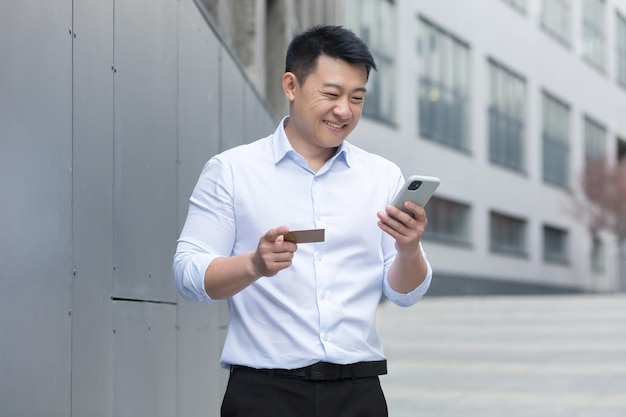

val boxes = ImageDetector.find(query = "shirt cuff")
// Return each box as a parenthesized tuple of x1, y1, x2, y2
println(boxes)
(384, 261, 432, 307)
(173, 251, 221, 303)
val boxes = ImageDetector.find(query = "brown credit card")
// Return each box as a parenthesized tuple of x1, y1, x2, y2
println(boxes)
(284, 229, 325, 243)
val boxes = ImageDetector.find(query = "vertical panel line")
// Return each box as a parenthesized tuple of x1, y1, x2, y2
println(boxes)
(70, 1, 75, 415)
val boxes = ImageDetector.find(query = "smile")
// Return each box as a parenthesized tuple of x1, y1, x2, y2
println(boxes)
(324, 121, 346, 129)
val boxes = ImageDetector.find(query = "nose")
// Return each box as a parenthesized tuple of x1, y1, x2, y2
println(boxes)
(334, 97, 352, 120)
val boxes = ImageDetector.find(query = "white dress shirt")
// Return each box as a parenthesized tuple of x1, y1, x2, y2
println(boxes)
(173, 117, 432, 369)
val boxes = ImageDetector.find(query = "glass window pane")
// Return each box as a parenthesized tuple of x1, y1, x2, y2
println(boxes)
(542, 0, 571, 44)
(543, 225, 569, 262)
(582, 0, 606, 70)
(584, 116, 606, 159)
(418, 18, 470, 151)
(424, 197, 471, 244)
(488, 61, 526, 171)
(490, 212, 527, 255)
(542, 92, 570, 186)
(617, 13, 626, 87)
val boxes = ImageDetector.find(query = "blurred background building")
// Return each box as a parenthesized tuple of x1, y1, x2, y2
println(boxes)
(1, 0, 625, 416)
(207, 0, 626, 295)
(340, 0, 626, 295)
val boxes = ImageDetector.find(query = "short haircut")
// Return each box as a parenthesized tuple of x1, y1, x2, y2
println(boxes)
(285, 25, 377, 85)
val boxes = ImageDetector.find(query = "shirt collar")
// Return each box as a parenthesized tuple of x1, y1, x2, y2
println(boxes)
(272, 116, 352, 169)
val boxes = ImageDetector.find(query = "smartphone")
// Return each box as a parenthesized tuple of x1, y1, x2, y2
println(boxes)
(390, 175, 440, 217)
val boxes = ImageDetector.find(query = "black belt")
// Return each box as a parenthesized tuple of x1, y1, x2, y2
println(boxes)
(231, 360, 387, 381)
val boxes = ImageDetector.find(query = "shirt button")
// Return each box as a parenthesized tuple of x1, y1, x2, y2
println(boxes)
(322, 334, 329, 342)
(320, 291, 328, 300)
(315, 253, 322, 261)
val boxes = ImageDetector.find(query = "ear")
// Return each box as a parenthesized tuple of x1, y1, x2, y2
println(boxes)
(282, 72, 298, 102)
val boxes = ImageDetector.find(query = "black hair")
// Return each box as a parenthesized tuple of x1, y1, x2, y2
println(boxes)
(285, 25, 377, 84)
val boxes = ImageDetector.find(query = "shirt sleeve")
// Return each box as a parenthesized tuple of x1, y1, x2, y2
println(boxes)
(172, 157, 235, 303)
(383, 242, 432, 307)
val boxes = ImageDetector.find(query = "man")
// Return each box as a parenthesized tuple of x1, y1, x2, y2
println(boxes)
(173, 25, 432, 417)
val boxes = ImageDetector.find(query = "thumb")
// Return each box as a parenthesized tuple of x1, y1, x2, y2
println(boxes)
(264, 226, 289, 243)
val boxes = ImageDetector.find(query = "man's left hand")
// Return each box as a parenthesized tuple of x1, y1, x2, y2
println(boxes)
(377, 201, 427, 256)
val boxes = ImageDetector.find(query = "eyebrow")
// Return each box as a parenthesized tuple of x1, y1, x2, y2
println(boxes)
(323, 82, 367, 93)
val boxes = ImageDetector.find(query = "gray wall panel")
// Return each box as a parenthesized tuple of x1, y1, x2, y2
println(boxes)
(71, 0, 115, 416)
(177, 4, 234, 415)
(0, 2, 73, 416)
(113, 0, 178, 303)
(177, 3, 224, 415)
(244, 83, 277, 141)
(178, 0, 220, 221)
(1, 0, 280, 415)
(113, 301, 177, 417)
(176, 301, 227, 417)
(220, 49, 246, 149)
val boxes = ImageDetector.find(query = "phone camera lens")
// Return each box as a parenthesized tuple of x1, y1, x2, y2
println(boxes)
(408, 181, 422, 190)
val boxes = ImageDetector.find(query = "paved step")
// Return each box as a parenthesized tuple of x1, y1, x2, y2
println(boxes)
(377, 294, 626, 417)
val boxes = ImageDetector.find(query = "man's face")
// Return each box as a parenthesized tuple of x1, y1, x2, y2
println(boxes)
(284, 55, 368, 152)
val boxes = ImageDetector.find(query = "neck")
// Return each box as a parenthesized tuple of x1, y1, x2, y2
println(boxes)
(284, 119, 338, 172)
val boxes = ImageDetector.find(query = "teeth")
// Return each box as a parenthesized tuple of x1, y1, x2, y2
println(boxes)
(325, 121, 343, 128)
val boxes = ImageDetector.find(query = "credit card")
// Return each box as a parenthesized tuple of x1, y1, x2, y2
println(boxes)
(284, 229, 325, 243)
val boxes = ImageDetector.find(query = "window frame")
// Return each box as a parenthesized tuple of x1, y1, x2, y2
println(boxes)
(616, 12, 626, 89)
(417, 16, 471, 152)
(591, 235, 605, 273)
(423, 196, 472, 246)
(488, 59, 527, 173)
(489, 211, 528, 257)
(540, 0, 572, 47)
(541, 91, 571, 187)
(543, 224, 570, 264)
(581, 0, 606, 72)
(584, 115, 607, 161)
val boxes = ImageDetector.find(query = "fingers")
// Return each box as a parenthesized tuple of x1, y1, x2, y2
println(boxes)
(378, 203, 427, 254)
(381, 202, 427, 230)
(254, 226, 298, 277)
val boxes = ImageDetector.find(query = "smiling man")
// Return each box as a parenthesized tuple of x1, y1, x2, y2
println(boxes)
(173, 25, 432, 417)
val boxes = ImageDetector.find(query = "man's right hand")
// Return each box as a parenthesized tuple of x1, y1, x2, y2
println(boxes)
(251, 226, 298, 277)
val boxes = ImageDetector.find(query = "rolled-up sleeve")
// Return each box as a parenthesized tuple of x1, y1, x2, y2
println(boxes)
(172, 157, 235, 303)
(383, 248, 432, 307)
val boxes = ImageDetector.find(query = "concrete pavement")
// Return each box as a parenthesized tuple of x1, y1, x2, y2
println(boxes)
(377, 294, 626, 417)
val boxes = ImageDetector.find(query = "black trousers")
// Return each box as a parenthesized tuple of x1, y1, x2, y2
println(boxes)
(221, 368, 388, 417)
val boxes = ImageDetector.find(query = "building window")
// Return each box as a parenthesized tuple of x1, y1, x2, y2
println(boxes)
(417, 17, 470, 151)
(424, 197, 471, 245)
(542, 92, 570, 187)
(617, 12, 626, 88)
(488, 60, 526, 172)
(582, 0, 606, 71)
(618, 137, 626, 161)
(344, 0, 396, 122)
(584, 116, 606, 162)
(543, 225, 569, 263)
(591, 235, 605, 272)
(541, 0, 571, 45)
(490, 211, 527, 256)
(501, 0, 527, 13)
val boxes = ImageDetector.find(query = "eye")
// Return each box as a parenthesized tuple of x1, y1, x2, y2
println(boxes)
(351, 96, 364, 103)
(325, 92, 339, 98)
